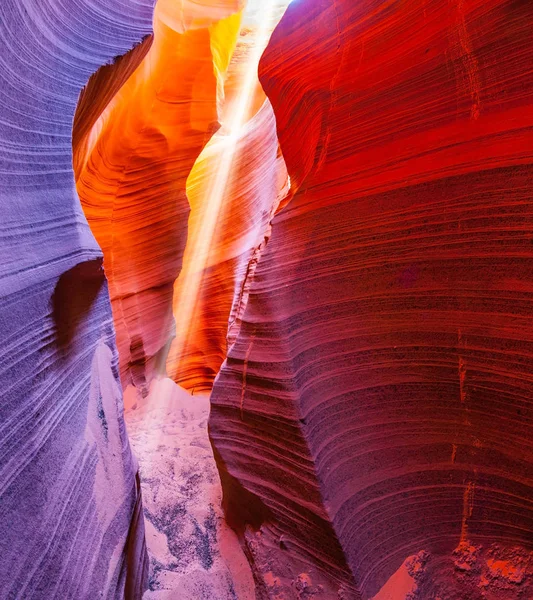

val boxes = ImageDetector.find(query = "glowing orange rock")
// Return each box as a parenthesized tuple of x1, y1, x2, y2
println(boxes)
(75, 1, 243, 391)
(165, 1, 291, 391)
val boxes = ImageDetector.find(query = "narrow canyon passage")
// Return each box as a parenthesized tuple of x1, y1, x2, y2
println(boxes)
(73, 1, 292, 597)
(2, 0, 533, 599)
(124, 379, 255, 598)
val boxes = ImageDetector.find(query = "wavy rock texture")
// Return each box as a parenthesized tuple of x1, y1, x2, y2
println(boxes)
(166, 94, 288, 391)
(74, 3, 291, 598)
(75, 1, 244, 393)
(210, 0, 533, 598)
(73, 0, 291, 394)
(0, 0, 155, 597)
(163, 2, 290, 395)
(74, 0, 289, 398)
(75, 0, 291, 397)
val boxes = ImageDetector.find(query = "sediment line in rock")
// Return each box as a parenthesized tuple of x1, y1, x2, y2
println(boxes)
(209, 0, 533, 598)
(1, 0, 156, 595)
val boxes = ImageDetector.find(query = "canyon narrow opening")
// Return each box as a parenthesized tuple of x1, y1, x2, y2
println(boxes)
(73, 2, 292, 597)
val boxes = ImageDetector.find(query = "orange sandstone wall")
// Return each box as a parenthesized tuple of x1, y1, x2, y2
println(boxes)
(75, 0, 290, 395)
(75, 2, 243, 392)
(165, 98, 288, 391)
(164, 1, 291, 392)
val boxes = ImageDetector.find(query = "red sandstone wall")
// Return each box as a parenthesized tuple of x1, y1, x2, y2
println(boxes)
(209, 1, 533, 598)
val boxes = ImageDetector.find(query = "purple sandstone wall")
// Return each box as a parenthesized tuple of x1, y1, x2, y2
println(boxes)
(0, 1, 154, 597)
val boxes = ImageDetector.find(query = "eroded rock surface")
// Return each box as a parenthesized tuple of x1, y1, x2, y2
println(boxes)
(210, 0, 533, 598)
(75, 0, 244, 393)
(165, 1, 291, 393)
(0, 0, 154, 597)
(4, 0, 533, 598)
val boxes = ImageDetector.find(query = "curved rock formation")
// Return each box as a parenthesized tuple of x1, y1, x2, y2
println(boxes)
(210, 0, 533, 598)
(166, 96, 288, 392)
(75, 0, 292, 401)
(0, 0, 154, 597)
(75, 1, 244, 393)
(73, 1, 291, 596)
(164, 1, 291, 393)
(5, 0, 533, 598)
(74, 0, 291, 398)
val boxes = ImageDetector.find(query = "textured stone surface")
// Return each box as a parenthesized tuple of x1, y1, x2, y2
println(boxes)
(166, 97, 288, 392)
(75, 0, 290, 397)
(125, 379, 255, 599)
(0, 0, 154, 597)
(75, 1, 244, 393)
(5, 0, 533, 598)
(72, 2, 290, 598)
(164, 1, 290, 394)
(210, 0, 533, 598)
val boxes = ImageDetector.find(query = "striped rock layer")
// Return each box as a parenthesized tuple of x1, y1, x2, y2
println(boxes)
(3, 0, 533, 599)
(75, 1, 244, 393)
(0, 0, 155, 598)
(209, 0, 533, 598)
(76, 0, 290, 396)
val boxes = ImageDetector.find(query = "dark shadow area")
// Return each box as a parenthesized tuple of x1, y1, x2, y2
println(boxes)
(124, 473, 150, 600)
(210, 440, 274, 535)
(52, 258, 104, 351)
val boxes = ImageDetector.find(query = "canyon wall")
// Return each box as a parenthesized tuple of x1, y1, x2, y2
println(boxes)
(165, 97, 288, 392)
(76, 0, 290, 396)
(75, 1, 244, 393)
(73, 0, 291, 596)
(3, 0, 533, 598)
(209, 0, 533, 598)
(0, 0, 154, 597)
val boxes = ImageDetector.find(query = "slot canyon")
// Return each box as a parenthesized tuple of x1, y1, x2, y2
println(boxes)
(1, 0, 533, 598)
